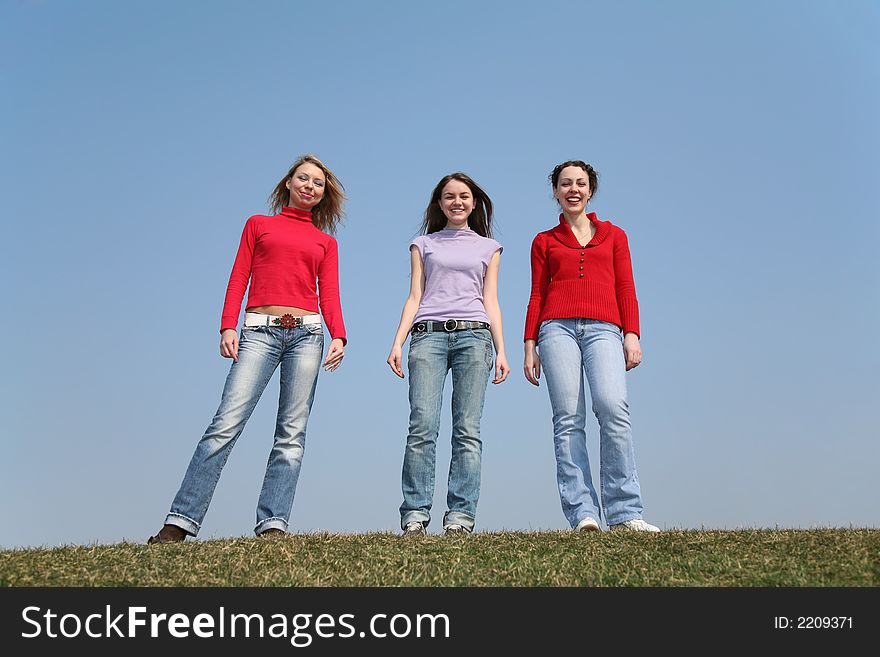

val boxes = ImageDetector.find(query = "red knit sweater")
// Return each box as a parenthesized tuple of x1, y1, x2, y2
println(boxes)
(524, 213, 639, 342)
(220, 206, 346, 343)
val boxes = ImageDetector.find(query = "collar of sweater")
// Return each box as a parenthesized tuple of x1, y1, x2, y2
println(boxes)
(280, 206, 314, 223)
(553, 212, 611, 248)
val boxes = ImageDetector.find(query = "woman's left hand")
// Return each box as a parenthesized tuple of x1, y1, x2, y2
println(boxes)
(493, 352, 510, 384)
(323, 338, 345, 372)
(623, 333, 642, 371)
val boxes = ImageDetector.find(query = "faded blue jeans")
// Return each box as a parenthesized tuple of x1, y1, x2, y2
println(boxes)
(164, 323, 324, 536)
(400, 328, 494, 531)
(538, 318, 644, 528)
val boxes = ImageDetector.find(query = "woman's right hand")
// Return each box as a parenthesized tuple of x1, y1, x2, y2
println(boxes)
(387, 343, 404, 379)
(220, 329, 239, 362)
(523, 340, 541, 386)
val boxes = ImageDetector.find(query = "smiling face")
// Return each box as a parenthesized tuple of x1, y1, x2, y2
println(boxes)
(286, 162, 326, 211)
(438, 179, 475, 228)
(554, 165, 592, 215)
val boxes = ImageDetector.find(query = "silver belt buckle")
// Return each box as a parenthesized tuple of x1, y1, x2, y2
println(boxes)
(414, 322, 427, 333)
(443, 319, 458, 331)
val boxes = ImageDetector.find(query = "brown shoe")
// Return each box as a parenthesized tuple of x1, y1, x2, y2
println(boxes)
(259, 528, 286, 538)
(147, 524, 188, 544)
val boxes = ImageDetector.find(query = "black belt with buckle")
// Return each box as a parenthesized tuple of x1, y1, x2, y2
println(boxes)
(411, 320, 490, 333)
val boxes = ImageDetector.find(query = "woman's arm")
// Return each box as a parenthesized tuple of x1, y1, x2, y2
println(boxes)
(524, 234, 548, 385)
(623, 333, 642, 371)
(386, 246, 425, 379)
(219, 218, 258, 362)
(523, 233, 549, 342)
(316, 236, 347, 372)
(317, 236, 347, 345)
(524, 339, 541, 386)
(482, 250, 509, 384)
(612, 229, 640, 339)
(612, 229, 642, 371)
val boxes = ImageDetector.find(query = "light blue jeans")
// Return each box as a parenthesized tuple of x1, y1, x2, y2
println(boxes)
(164, 323, 324, 536)
(400, 329, 494, 531)
(538, 318, 644, 528)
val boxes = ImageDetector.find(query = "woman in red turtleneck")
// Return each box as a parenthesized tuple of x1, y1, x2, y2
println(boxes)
(149, 154, 347, 543)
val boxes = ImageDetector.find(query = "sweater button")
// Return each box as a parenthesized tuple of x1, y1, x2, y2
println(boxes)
(579, 273, 584, 278)
(579, 266, 583, 270)
(580, 251, 584, 256)
(579, 259, 584, 263)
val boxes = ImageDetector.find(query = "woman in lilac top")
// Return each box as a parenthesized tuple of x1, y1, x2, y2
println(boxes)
(387, 172, 508, 536)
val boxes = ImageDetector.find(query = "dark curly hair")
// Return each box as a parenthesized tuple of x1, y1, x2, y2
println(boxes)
(549, 160, 598, 203)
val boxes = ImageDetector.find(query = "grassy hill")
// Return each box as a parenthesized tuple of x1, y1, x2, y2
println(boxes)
(1, 529, 876, 587)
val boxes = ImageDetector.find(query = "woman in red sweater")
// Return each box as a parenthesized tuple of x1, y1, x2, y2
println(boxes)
(524, 160, 659, 533)
(149, 154, 347, 543)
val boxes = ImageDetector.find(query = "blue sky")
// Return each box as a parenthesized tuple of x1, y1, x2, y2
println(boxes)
(2, 0, 877, 548)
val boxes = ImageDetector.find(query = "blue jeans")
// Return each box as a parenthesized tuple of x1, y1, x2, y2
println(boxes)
(538, 318, 644, 528)
(400, 329, 494, 531)
(164, 324, 324, 536)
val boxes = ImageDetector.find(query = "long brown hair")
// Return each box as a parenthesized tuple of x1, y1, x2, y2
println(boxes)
(268, 154, 345, 235)
(421, 172, 494, 237)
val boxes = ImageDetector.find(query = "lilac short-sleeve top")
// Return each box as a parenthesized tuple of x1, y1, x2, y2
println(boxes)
(410, 228, 503, 325)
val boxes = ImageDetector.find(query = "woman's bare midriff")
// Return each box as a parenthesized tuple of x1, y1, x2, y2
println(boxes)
(247, 305, 318, 317)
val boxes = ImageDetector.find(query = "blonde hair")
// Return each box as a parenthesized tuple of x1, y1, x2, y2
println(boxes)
(268, 154, 345, 234)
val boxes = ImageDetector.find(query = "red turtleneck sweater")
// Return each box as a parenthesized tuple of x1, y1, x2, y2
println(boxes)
(220, 206, 346, 343)
(524, 213, 639, 342)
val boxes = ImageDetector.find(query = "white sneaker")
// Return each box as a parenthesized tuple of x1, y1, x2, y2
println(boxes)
(610, 518, 660, 533)
(443, 524, 471, 536)
(402, 521, 426, 536)
(575, 517, 601, 532)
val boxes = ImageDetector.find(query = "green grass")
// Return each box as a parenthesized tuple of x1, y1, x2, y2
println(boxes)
(1, 530, 876, 587)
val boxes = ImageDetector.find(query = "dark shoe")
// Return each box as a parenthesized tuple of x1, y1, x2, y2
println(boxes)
(147, 524, 187, 544)
(259, 528, 286, 538)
